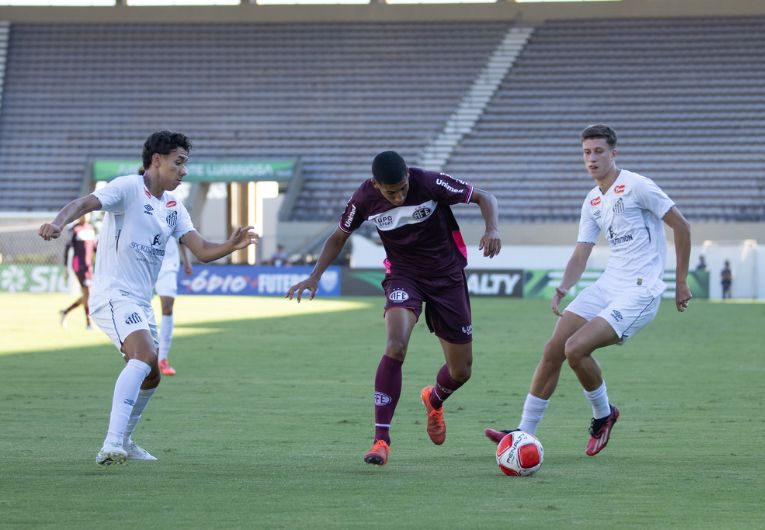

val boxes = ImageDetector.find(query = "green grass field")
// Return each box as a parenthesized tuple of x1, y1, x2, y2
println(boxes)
(1, 293, 763, 529)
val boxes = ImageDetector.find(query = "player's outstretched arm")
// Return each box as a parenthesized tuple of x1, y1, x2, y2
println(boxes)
(286, 228, 350, 302)
(179, 241, 193, 275)
(663, 206, 692, 312)
(552, 242, 594, 317)
(180, 227, 259, 263)
(39, 195, 102, 241)
(470, 188, 501, 258)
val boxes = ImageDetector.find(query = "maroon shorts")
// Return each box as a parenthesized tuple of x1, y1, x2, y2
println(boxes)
(382, 270, 472, 344)
(71, 258, 93, 288)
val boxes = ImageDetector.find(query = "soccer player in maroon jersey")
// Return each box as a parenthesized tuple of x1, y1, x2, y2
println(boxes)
(60, 214, 97, 329)
(286, 151, 501, 466)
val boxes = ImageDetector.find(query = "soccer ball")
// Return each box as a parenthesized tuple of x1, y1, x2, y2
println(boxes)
(495, 431, 544, 477)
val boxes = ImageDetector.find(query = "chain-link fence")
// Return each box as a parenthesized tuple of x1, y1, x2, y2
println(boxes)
(0, 222, 65, 265)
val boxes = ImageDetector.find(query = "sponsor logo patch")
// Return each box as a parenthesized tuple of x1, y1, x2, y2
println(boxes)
(614, 184, 626, 194)
(166, 200, 177, 207)
(436, 178, 464, 194)
(590, 196, 601, 206)
(143, 204, 154, 215)
(462, 325, 473, 335)
(343, 203, 357, 229)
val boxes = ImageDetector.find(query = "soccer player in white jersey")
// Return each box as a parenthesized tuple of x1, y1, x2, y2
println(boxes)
(155, 235, 192, 376)
(39, 130, 259, 466)
(485, 124, 692, 456)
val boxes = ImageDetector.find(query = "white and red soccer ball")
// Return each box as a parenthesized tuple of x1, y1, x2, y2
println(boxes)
(495, 431, 544, 476)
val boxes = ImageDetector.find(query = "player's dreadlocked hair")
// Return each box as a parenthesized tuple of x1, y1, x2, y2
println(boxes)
(142, 130, 192, 171)
(581, 124, 617, 148)
(372, 151, 408, 185)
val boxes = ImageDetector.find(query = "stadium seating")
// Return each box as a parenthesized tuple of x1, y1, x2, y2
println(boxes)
(445, 17, 765, 222)
(0, 22, 509, 215)
(0, 18, 763, 223)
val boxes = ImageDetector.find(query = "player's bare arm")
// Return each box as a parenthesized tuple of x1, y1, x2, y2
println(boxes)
(179, 241, 193, 275)
(552, 242, 594, 317)
(469, 187, 501, 257)
(38, 194, 102, 241)
(179, 226, 259, 263)
(286, 228, 350, 302)
(663, 206, 692, 312)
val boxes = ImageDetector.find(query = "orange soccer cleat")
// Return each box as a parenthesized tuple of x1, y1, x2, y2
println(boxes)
(159, 359, 176, 376)
(420, 386, 446, 445)
(363, 439, 390, 466)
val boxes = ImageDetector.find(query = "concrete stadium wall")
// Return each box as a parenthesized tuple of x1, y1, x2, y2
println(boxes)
(2, 0, 765, 24)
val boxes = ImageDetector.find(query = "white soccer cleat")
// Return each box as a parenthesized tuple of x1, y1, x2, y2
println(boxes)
(96, 442, 127, 466)
(125, 439, 157, 461)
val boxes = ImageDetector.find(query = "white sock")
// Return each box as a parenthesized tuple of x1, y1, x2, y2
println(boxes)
(104, 359, 151, 446)
(124, 387, 156, 444)
(518, 393, 549, 435)
(584, 381, 610, 419)
(159, 314, 174, 362)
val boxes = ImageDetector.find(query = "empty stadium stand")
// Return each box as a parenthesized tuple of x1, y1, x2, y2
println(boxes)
(445, 17, 765, 222)
(0, 22, 510, 217)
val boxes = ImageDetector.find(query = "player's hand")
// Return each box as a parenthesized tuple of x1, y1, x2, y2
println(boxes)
(286, 276, 319, 303)
(184, 264, 193, 275)
(229, 226, 260, 250)
(551, 287, 567, 317)
(38, 222, 62, 241)
(479, 229, 501, 258)
(675, 280, 692, 312)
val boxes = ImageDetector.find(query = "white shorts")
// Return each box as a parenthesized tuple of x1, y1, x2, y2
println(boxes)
(155, 268, 178, 298)
(90, 296, 159, 354)
(564, 282, 661, 342)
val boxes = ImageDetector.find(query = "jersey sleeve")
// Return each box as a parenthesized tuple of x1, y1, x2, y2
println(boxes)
(91, 176, 132, 213)
(430, 172, 474, 205)
(338, 189, 366, 234)
(172, 200, 195, 240)
(577, 195, 600, 244)
(633, 176, 675, 219)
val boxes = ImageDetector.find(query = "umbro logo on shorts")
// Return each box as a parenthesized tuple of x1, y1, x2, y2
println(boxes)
(125, 312, 142, 325)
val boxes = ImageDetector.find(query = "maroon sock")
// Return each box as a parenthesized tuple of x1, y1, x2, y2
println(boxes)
(429, 364, 465, 409)
(373, 355, 403, 444)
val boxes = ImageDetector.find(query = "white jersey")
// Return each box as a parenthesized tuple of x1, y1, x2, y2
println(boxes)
(577, 170, 675, 297)
(159, 236, 180, 274)
(90, 174, 194, 308)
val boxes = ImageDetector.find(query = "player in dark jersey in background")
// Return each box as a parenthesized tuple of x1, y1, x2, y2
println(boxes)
(60, 214, 97, 329)
(286, 151, 501, 466)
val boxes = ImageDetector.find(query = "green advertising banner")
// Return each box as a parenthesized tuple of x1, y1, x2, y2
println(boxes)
(0, 265, 68, 293)
(93, 160, 296, 183)
(523, 269, 710, 300)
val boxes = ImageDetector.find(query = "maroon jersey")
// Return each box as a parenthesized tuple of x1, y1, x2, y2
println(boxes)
(65, 223, 97, 277)
(339, 168, 474, 276)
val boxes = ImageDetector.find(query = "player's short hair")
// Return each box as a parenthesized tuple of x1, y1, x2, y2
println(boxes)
(581, 124, 617, 148)
(142, 130, 192, 170)
(372, 151, 407, 185)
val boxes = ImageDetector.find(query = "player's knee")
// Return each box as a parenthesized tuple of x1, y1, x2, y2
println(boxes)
(563, 337, 588, 366)
(384, 340, 407, 360)
(450, 365, 471, 383)
(542, 340, 565, 365)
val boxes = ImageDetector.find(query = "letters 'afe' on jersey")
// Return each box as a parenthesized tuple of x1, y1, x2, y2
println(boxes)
(90, 175, 195, 307)
(339, 168, 474, 276)
(578, 170, 675, 297)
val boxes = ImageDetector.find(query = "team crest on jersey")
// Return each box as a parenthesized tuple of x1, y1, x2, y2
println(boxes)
(614, 184, 626, 194)
(590, 196, 601, 206)
(412, 206, 432, 220)
(613, 198, 624, 214)
(166, 210, 178, 228)
(388, 288, 409, 302)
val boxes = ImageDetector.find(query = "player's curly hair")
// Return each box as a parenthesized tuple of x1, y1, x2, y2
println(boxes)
(372, 151, 407, 184)
(142, 130, 192, 171)
(581, 124, 617, 148)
